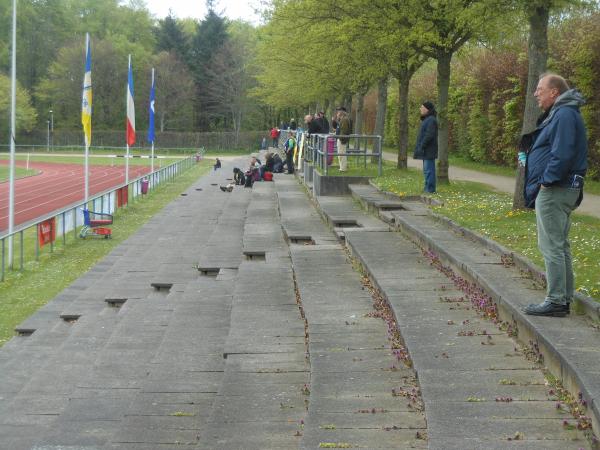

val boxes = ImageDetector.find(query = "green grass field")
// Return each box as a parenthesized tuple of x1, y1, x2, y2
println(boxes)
(372, 162, 600, 301)
(0, 159, 213, 346)
(0, 166, 38, 182)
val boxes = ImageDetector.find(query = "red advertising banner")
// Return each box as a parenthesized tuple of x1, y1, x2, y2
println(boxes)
(117, 186, 129, 208)
(38, 218, 56, 248)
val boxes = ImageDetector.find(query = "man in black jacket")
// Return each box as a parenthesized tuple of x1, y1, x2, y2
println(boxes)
(413, 101, 438, 193)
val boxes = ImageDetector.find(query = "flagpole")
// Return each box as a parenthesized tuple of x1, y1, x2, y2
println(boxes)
(84, 33, 90, 203)
(125, 54, 131, 186)
(7, 0, 17, 268)
(150, 68, 155, 174)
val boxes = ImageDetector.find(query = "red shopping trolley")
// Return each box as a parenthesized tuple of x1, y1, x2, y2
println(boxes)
(80, 209, 113, 238)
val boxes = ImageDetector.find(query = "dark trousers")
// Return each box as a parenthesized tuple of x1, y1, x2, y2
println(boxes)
(285, 152, 294, 174)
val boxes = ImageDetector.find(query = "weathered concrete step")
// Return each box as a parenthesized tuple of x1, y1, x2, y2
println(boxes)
(345, 229, 592, 448)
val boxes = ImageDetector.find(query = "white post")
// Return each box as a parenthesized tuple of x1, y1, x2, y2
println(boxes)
(7, 0, 17, 268)
(47, 120, 50, 152)
(126, 144, 129, 185)
(151, 142, 154, 174)
(26, 153, 29, 170)
(84, 143, 89, 202)
(49, 109, 53, 150)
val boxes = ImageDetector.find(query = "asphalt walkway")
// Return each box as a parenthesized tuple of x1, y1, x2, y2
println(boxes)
(0, 158, 594, 449)
(384, 152, 600, 218)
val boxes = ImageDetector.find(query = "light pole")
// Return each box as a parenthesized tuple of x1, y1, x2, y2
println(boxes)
(49, 109, 54, 151)
(47, 119, 50, 152)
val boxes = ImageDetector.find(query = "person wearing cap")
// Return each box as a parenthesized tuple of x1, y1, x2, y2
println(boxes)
(413, 101, 438, 193)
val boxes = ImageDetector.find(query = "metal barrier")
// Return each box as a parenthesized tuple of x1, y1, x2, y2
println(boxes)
(0, 155, 197, 281)
(304, 133, 382, 176)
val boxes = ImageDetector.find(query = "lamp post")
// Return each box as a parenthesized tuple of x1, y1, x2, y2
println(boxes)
(49, 109, 54, 150)
(47, 120, 50, 152)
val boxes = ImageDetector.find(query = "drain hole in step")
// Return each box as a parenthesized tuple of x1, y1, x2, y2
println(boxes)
(198, 267, 220, 277)
(151, 282, 173, 292)
(60, 314, 81, 324)
(105, 298, 127, 308)
(332, 219, 361, 228)
(244, 251, 266, 261)
(15, 328, 35, 337)
(289, 236, 315, 245)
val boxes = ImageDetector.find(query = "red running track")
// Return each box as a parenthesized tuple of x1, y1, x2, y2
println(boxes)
(0, 160, 150, 232)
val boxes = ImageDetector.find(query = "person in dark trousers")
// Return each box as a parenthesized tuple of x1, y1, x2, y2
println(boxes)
(213, 158, 221, 171)
(522, 73, 587, 317)
(412, 101, 438, 193)
(284, 133, 296, 174)
(233, 167, 245, 185)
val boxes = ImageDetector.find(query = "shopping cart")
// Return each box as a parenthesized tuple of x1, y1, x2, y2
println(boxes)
(79, 209, 113, 239)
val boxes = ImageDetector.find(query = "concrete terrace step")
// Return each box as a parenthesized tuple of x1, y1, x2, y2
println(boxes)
(276, 176, 428, 449)
(0, 163, 248, 449)
(347, 182, 600, 439)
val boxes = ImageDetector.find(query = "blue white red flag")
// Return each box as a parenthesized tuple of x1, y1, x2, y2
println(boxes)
(126, 55, 135, 146)
(148, 68, 155, 144)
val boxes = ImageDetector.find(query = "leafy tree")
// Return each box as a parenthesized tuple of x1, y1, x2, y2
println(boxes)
(408, 0, 513, 183)
(189, 1, 229, 130)
(153, 51, 195, 132)
(155, 11, 190, 65)
(35, 38, 150, 132)
(0, 72, 37, 141)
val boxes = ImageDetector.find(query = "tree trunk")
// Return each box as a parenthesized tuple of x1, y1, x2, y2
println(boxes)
(355, 92, 364, 135)
(374, 77, 388, 164)
(397, 71, 410, 169)
(513, 4, 549, 209)
(436, 51, 452, 184)
(375, 78, 388, 140)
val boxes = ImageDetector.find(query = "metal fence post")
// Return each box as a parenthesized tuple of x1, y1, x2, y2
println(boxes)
(35, 226, 39, 261)
(19, 230, 24, 270)
(1, 238, 5, 281)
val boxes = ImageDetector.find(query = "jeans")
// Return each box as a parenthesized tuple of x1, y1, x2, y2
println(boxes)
(535, 186, 581, 305)
(423, 159, 436, 193)
(337, 140, 347, 171)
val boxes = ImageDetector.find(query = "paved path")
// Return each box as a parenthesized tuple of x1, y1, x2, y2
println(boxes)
(0, 159, 593, 448)
(384, 152, 600, 219)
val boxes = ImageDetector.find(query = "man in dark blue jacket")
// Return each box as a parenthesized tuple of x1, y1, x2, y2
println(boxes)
(523, 74, 587, 317)
(413, 101, 438, 193)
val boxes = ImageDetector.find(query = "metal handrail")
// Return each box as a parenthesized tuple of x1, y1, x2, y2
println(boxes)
(1, 155, 196, 281)
(304, 133, 382, 176)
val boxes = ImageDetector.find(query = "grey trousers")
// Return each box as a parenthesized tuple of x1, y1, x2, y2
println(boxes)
(535, 186, 581, 305)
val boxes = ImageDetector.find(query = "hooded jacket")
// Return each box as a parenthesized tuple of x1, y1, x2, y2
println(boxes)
(524, 89, 588, 208)
(413, 113, 438, 160)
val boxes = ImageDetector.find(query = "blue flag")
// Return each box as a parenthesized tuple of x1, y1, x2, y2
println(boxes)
(148, 68, 155, 144)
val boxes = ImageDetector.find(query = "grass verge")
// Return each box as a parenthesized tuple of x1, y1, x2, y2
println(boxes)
(372, 162, 600, 301)
(0, 166, 38, 182)
(0, 159, 213, 346)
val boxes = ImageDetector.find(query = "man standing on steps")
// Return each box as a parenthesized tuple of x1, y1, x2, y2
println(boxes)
(523, 73, 587, 317)
(413, 101, 438, 193)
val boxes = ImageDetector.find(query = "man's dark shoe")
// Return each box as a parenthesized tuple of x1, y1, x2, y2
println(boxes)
(523, 300, 568, 317)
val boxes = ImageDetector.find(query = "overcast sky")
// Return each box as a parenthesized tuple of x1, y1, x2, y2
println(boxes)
(143, 0, 262, 24)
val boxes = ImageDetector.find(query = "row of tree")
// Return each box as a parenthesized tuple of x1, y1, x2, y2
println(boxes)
(253, 0, 600, 202)
(0, 0, 265, 142)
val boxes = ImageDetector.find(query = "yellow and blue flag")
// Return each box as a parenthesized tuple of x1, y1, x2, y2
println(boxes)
(81, 33, 92, 147)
